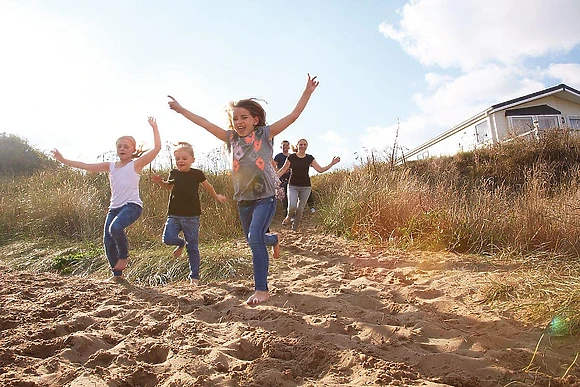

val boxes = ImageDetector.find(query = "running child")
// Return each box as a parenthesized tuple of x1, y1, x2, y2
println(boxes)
(51, 117, 162, 281)
(152, 142, 227, 285)
(167, 74, 319, 304)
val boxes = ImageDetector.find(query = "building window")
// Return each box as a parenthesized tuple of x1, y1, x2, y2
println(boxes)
(509, 117, 534, 135)
(509, 115, 560, 135)
(536, 116, 559, 130)
(475, 121, 489, 144)
(569, 116, 580, 129)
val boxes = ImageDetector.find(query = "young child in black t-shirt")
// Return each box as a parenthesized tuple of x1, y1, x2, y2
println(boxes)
(152, 142, 227, 285)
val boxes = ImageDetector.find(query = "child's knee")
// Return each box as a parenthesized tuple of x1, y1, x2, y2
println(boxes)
(109, 224, 125, 238)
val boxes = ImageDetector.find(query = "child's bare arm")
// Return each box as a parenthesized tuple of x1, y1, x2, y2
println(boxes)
(152, 174, 173, 191)
(201, 180, 227, 203)
(168, 96, 228, 142)
(270, 74, 319, 138)
(51, 149, 109, 173)
(135, 117, 162, 171)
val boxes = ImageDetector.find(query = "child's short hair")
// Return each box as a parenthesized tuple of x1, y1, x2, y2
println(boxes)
(174, 142, 194, 157)
(226, 98, 267, 130)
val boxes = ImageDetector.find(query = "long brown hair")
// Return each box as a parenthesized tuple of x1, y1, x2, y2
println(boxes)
(226, 98, 267, 130)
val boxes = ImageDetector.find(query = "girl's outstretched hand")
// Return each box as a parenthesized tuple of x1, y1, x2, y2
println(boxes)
(305, 73, 319, 94)
(50, 149, 64, 162)
(167, 95, 183, 113)
(332, 156, 341, 165)
(148, 116, 158, 129)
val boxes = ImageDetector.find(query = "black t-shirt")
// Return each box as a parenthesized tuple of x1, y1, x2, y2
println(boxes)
(288, 153, 314, 187)
(274, 152, 290, 181)
(166, 168, 206, 216)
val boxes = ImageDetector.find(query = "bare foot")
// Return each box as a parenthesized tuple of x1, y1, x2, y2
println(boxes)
(173, 245, 184, 258)
(271, 233, 280, 259)
(113, 258, 128, 271)
(246, 291, 270, 305)
(189, 278, 200, 286)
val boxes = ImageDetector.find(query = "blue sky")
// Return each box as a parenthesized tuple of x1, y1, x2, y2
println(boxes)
(2, 0, 580, 170)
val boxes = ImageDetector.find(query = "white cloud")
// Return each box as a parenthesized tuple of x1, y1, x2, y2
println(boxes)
(315, 130, 348, 165)
(380, 0, 580, 71)
(545, 64, 580, 87)
(320, 130, 345, 147)
(362, 66, 548, 153)
(369, 0, 580, 158)
(424, 73, 454, 89)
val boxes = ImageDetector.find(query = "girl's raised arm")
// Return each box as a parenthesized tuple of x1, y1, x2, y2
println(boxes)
(134, 117, 162, 171)
(168, 96, 228, 142)
(270, 74, 319, 139)
(51, 149, 110, 173)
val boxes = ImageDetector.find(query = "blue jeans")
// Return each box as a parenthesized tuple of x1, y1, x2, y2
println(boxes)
(103, 202, 143, 276)
(287, 185, 312, 231)
(162, 215, 201, 280)
(279, 180, 289, 216)
(237, 196, 278, 292)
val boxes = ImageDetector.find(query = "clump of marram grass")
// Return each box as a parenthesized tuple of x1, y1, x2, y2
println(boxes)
(0, 169, 108, 242)
(0, 166, 240, 245)
(312, 138, 580, 258)
(126, 240, 253, 286)
(479, 250, 580, 334)
(0, 240, 105, 275)
(0, 238, 254, 287)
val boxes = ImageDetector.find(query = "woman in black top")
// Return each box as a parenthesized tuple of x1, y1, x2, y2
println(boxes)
(277, 138, 340, 231)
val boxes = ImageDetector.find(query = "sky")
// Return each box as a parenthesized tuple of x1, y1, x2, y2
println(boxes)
(2, 0, 580, 170)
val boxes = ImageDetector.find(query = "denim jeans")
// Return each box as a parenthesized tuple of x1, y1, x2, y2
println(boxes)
(162, 215, 201, 280)
(103, 202, 143, 276)
(287, 185, 312, 231)
(237, 196, 278, 291)
(279, 180, 289, 217)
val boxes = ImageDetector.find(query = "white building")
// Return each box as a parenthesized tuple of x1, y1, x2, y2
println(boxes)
(404, 84, 580, 162)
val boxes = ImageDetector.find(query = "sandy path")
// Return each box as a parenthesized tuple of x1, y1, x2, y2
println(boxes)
(0, 226, 579, 386)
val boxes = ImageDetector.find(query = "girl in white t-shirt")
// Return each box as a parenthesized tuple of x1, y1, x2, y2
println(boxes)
(51, 117, 161, 281)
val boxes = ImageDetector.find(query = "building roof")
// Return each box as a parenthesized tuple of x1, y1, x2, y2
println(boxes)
(403, 83, 580, 161)
(504, 104, 561, 117)
(492, 84, 580, 110)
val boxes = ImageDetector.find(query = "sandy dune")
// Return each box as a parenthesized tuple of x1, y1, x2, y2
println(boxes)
(1, 226, 579, 386)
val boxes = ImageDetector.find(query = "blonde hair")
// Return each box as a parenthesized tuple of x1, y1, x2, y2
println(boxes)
(116, 136, 146, 158)
(173, 142, 194, 158)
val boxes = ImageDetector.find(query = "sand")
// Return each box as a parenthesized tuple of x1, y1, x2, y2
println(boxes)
(1, 226, 579, 387)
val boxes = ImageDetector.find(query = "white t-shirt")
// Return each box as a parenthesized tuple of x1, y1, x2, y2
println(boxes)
(108, 161, 142, 209)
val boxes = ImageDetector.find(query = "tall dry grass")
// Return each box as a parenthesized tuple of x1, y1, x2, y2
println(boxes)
(0, 166, 240, 245)
(313, 130, 580, 258)
(0, 164, 246, 285)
